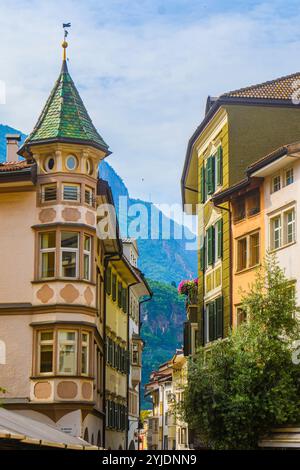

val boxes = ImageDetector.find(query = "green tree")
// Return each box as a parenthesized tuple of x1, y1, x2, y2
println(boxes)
(182, 257, 300, 449)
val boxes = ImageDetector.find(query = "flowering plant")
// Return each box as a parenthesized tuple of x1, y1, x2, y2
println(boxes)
(177, 278, 198, 295)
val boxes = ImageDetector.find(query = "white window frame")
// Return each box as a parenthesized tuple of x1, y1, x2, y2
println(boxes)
(84, 186, 94, 206)
(41, 183, 57, 203)
(269, 206, 296, 251)
(38, 330, 54, 375)
(40, 232, 56, 279)
(60, 232, 79, 279)
(271, 174, 281, 193)
(285, 167, 294, 186)
(62, 183, 81, 202)
(81, 331, 90, 376)
(57, 330, 78, 375)
(83, 234, 92, 281)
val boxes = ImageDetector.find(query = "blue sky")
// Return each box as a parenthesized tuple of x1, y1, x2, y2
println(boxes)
(1, 0, 300, 211)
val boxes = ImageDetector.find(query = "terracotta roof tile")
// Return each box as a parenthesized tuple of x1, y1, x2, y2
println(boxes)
(0, 160, 33, 172)
(221, 72, 300, 100)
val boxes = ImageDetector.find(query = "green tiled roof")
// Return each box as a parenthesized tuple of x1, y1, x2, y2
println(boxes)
(22, 61, 109, 152)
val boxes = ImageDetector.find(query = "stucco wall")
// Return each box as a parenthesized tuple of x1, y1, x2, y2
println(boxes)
(0, 190, 36, 303)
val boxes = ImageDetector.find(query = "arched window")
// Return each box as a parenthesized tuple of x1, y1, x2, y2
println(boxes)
(0, 340, 6, 365)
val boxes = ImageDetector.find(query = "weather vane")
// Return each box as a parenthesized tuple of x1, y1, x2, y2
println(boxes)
(62, 22, 71, 61)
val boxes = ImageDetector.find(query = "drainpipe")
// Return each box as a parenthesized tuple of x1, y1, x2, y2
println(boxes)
(137, 293, 152, 450)
(213, 202, 233, 331)
(103, 252, 122, 449)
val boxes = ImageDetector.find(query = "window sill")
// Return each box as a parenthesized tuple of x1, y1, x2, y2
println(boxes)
(32, 278, 96, 286)
(235, 263, 261, 275)
(31, 375, 94, 380)
(269, 240, 296, 253)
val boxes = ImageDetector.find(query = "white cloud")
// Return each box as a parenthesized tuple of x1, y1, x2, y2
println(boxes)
(1, 0, 300, 209)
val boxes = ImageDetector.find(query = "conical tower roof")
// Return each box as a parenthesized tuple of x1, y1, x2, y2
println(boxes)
(20, 60, 110, 155)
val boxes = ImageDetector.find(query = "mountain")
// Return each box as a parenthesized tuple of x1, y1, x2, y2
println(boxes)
(0, 124, 197, 406)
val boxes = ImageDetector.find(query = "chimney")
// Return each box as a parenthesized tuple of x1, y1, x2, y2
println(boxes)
(6, 134, 21, 163)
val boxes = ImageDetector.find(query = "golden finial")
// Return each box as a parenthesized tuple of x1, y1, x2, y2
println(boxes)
(62, 40, 68, 61)
(62, 23, 71, 61)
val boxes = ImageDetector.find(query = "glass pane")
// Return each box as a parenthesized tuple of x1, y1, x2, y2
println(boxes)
(59, 331, 76, 342)
(41, 252, 55, 278)
(237, 238, 247, 271)
(61, 251, 77, 277)
(58, 332, 77, 374)
(84, 235, 91, 251)
(41, 232, 56, 249)
(66, 156, 78, 170)
(84, 254, 90, 280)
(249, 233, 259, 267)
(82, 345, 88, 374)
(40, 331, 53, 342)
(63, 185, 79, 201)
(40, 345, 53, 373)
(61, 232, 78, 248)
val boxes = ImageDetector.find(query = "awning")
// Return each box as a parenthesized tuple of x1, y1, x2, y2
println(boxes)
(0, 408, 101, 450)
(259, 427, 300, 449)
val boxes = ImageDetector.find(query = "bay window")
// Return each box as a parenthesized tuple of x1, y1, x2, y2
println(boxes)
(132, 342, 139, 366)
(35, 327, 92, 377)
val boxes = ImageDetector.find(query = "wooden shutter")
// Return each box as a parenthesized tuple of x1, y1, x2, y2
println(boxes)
(215, 296, 223, 339)
(200, 236, 205, 272)
(112, 274, 117, 301)
(207, 226, 215, 266)
(183, 322, 191, 356)
(206, 156, 215, 195)
(217, 218, 223, 259)
(201, 165, 205, 203)
(208, 302, 215, 342)
(118, 282, 122, 308)
(106, 267, 111, 295)
(216, 146, 223, 186)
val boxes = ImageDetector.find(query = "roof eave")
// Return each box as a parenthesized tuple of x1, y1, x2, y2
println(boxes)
(181, 96, 300, 208)
(18, 137, 111, 157)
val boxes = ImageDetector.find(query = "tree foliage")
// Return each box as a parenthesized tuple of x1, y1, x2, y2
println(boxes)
(182, 257, 300, 449)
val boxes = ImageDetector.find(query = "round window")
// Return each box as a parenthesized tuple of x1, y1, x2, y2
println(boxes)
(66, 155, 78, 171)
(86, 158, 93, 176)
(45, 156, 55, 172)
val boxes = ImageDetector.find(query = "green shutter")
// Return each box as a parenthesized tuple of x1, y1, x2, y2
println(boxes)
(106, 267, 111, 295)
(215, 296, 223, 339)
(217, 219, 223, 259)
(122, 288, 128, 313)
(207, 226, 215, 266)
(208, 302, 215, 342)
(200, 236, 205, 272)
(206, 155, 215, 195)
(216, 146, 223, 186)
(200, 165, 205, 203)
(118, 282, 122, 308)
(112, 274, 117, 301)
(183, 322, 191, 356)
